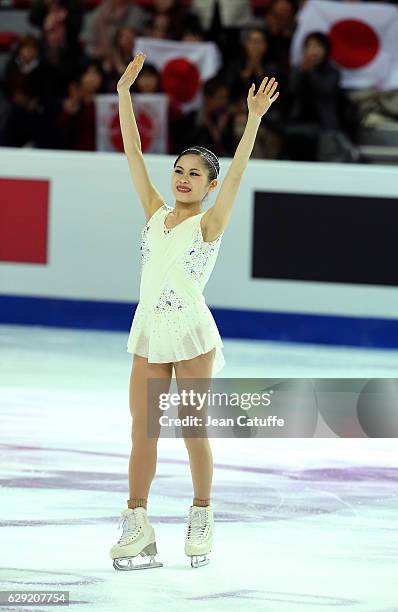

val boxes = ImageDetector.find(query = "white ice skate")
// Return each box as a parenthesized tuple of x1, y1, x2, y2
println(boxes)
(110, 507, 163, 570)
(184, 505, 213, 568)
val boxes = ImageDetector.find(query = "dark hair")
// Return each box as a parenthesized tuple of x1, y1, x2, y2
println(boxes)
(202, 76, 229, 99)
(18, 34, 40, 51)
(112, 25, 135, 49)
(181, 14, 204, 38)
(138, 63, 160, 80)
(240, 27, 268, 47)
(76, 58, 106, 83)
(63, 59, 106, 95)
(131, 63, 161, 93)
(174, 146, 220, 186)
(270, 0, 298, 11)
(303, 31, 331, 59)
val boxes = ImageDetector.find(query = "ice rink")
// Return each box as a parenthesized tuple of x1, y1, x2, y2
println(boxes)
(1, 324, 398, 612)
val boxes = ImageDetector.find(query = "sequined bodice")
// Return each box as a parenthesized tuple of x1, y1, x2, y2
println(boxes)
(140, 204, 222, 313)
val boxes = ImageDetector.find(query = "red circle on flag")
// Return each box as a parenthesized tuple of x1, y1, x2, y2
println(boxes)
(136, 111, 154, 151)
(329, 19, 379, 69)
(161, 58, 200, 103)
(109, 108, 123, 152)
(108, 108, 154, 152)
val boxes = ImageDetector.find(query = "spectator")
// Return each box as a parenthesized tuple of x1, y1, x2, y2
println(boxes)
(40, 10, 88, 101)
(144, 13, 173, 40)
(1, 80, 55, 148)
(27, 1, 87, 102)
(0, 1, 365, 158)
(81, 0, 150, 60)
(4, 35, 53, 106)
(284, 31, 359, 161)
(180, 16, 205, 43)
(1, 34, 58, 148)
(144, 0, 193, 40)
(223, 27, 286, 156)
(263, 0, 298, 73)
(232, 98, 284, 159)
(28, 0, 83, 47)
(289, 32, 340, 126)
(224, 27, 286, 102)
(189, 76, 236, 156)
(131, 63, 161, 94)
(55, 59, 105, 150)
(2, 34, 64, 147)
(101, 26, 135, 93)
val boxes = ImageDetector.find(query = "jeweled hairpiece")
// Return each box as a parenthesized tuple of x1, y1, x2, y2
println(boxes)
(180, 147, 219, 178)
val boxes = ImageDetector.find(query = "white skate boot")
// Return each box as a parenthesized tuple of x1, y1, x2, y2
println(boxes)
(184, 505, 214, 568)
(110, 507, 163, 570)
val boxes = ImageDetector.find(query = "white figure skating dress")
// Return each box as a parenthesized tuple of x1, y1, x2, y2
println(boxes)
(127, 204, 226, 376)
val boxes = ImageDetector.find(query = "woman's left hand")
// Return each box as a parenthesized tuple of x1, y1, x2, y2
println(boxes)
(247, 77, 279, 118)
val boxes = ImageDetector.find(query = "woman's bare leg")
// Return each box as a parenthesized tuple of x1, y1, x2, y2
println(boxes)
(128, 354, 173, 509)
(173, 348, 216, 507)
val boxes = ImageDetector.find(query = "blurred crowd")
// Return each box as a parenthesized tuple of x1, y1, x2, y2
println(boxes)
(1, 0, 398, 161)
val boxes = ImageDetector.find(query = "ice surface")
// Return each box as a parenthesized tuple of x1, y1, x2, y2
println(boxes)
(1, 324, 397, 612)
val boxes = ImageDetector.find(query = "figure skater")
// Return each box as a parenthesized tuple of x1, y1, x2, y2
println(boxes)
(110, 52, 279, 570)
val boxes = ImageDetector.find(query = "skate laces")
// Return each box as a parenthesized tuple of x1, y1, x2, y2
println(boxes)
(187, 507, 208, 541)
(118, 508, 143, 544)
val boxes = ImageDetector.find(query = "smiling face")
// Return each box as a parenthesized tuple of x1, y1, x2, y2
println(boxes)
(172, 154, 217, 205)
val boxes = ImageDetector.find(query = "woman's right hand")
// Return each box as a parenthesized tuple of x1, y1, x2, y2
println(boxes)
(116, 52, 146, 93)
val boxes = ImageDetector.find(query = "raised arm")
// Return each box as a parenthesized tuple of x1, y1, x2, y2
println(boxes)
(117, 53, 164, 222)
(205, 77, 280, 236)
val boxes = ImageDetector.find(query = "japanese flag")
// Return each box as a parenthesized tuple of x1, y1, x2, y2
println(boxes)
(290, 0, 398, 89)
(133, 37, 222, 114)
(95, 93, 169, 154)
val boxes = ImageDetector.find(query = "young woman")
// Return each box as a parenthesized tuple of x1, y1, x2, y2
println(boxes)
(110, 52, 279, 571)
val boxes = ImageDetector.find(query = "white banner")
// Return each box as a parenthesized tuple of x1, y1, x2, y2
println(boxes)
(95, 93, 169, 153)
(290, 0, 398, 89)
(133, 37, 222, 114)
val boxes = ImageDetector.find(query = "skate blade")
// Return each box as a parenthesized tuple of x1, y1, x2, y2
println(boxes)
(190, 554, 210, 568)
(113, 555, 163, 571)
(113, 542, 163, 571)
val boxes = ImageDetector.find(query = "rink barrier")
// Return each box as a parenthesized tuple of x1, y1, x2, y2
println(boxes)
(0, 294, 398, 349)
(1, 148, 398, 346)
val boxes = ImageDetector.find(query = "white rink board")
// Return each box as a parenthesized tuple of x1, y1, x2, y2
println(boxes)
(1, 147, 398, 319)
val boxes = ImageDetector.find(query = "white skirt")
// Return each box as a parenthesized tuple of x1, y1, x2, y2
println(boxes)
(127, 300, 225, 377)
